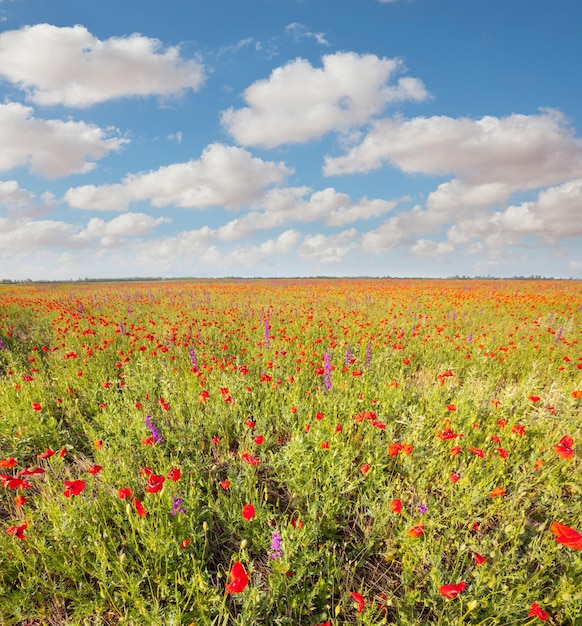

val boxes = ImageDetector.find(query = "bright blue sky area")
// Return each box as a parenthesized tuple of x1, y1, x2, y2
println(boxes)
(0, 0, 581, 279)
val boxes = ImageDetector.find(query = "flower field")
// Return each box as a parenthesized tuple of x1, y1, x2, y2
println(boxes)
(0, 278, 581, 625)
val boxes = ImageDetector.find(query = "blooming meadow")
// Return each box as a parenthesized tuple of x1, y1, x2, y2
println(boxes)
(0, 278, 581, 625)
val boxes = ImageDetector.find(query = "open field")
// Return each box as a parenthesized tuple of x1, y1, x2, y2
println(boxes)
(0, 279, 581, 625)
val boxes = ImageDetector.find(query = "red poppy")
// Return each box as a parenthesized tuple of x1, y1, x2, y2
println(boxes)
(14, 495, 27, 509)
(19, 466, 44, 476)
(496, 448, 508, 459)
(220, 480, 230, 490)
(489, 487, 506, 498)
(360, 463, 370, 474)
(438, 581, 466, 598)
(87, 465, 102, 475)
(320, 441, 329, 449)
(528, 395, 541, 403)
(474, 552, 487, 565)
(38, 448, 55, 459)
(31, 402, 42, 411)
(116, 488, 131, 499)
(450, 445, 462, 457)
(511, 424, 525, 435)
(145, 474, 165, 493)
(450, 471, 460, 483)
(408, 525, 424, 538)
(446, 404, 457, 411)
(6, 522, 27, 540)
(550, 521, 582, 550)
(180, 538, 191, 549)
(388, 442, 403, 456)
(468, 447, 484, 457)
(528, 602, 549, 621)
(133, 497, 146, 517)
(241, 452, 260, 466)
(242, 504, 255, 521)
(390, 499, 402, 514)
(553, 436, 574, 459)
(253, 435, 264, 445)
(167, 468, 181, 482)
(350, 592, 365, 613)
(0, 457, 18, 468)
(226, 561, 249, 593)
(63, 480, 86, 498)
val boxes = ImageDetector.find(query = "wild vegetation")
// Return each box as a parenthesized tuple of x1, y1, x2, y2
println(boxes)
(0, 279, 580, 625)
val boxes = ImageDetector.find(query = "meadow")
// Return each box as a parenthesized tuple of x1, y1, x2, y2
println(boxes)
(0, 278, 580, 626)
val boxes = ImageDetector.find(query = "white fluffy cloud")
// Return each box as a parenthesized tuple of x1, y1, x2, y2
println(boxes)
(297, 228, 359, 264)
(0, 102, 127, 178)
(216, 186, 398, 241)
(64, 143, 292, 211)
(222, 52, 428, 147)
(324, 110, 582, 193)
(0, 24, 205, 107)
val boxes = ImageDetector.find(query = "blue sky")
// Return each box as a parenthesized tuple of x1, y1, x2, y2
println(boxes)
(0, 0, 581, 280)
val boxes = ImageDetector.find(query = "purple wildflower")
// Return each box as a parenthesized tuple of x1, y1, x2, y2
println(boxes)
(345, 344, 352, 367)
(365, 341, 372, 368)
(269, 531, 282, 559)
(171, 496, 186, 515)
(323, 349, 332, 391)
(145, 415, 163, 444)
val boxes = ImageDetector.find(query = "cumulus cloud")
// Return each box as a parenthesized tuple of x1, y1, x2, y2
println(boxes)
(72, 212, 171, 247)
(297, 228, 359, 263)
(0, 102, 127, 178)
(216, 186, 399, 240)
(222, 52, 428, 147)
(0, 24, 205, 107)
(0, 180, 34, 206)
(324, 110, 582, 192)
(64, 143, 292, 211)
(447, 178, 582, 248)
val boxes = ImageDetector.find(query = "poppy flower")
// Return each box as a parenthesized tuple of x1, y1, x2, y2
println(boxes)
(220, 480, 230, 490)
(553, 436, 574, 459)
(388, 442, 403, 456)
(438, 581, 466, 598)
(408, 525, 424, 538)
(446, 404, 457, 411)
(242, 504, 255, 521)
(474, 552, 487, 565)
(241, 452, 260, 466)
(14, 495, 27, 509)
(450, 471, 460, 483)
(0, 457, 18, 468)
(6, 522, 27, 540)
(389, 499, 402, 514)
(529, 395, 541, 403)
(550, 521, 582, 550)
(87, 465, 102, 475)
(63, 480, 86, 498)
(450, 445, 462, 457)
(167, 468, 181, 482)
(146, 474, 165, 493)
(133, 497, 146, 517)
(350, 592, 365, 613)
(31, 402, 42, 411)
(253, 435, 264, 445)
(489, 487, 506, 498)
(180, 538, 191, 549)
(38, 448, 55, 459)
(226, 561, 249, 593)
(360, 463, 370, 475)
(468, 447, 484, 458)
(528, 602, 549, 621)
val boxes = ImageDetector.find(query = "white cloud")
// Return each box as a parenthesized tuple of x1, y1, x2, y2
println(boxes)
(0, 179, 34, 206)
(64, 143, 292, 211)
(216, 186, 399, 241)
(0, 102, 127, 178)
(0, 216, 76, 250)
(447, 178, 582, 248)
(222, 52, 428, 147)
(0, 24, 205, 107)
(297, 228, 359, 263)
(72, 212, 171, 248)
(410, 238, 455, 257)
(324, 111, 582, 193)
(286, 23, 329, 46)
